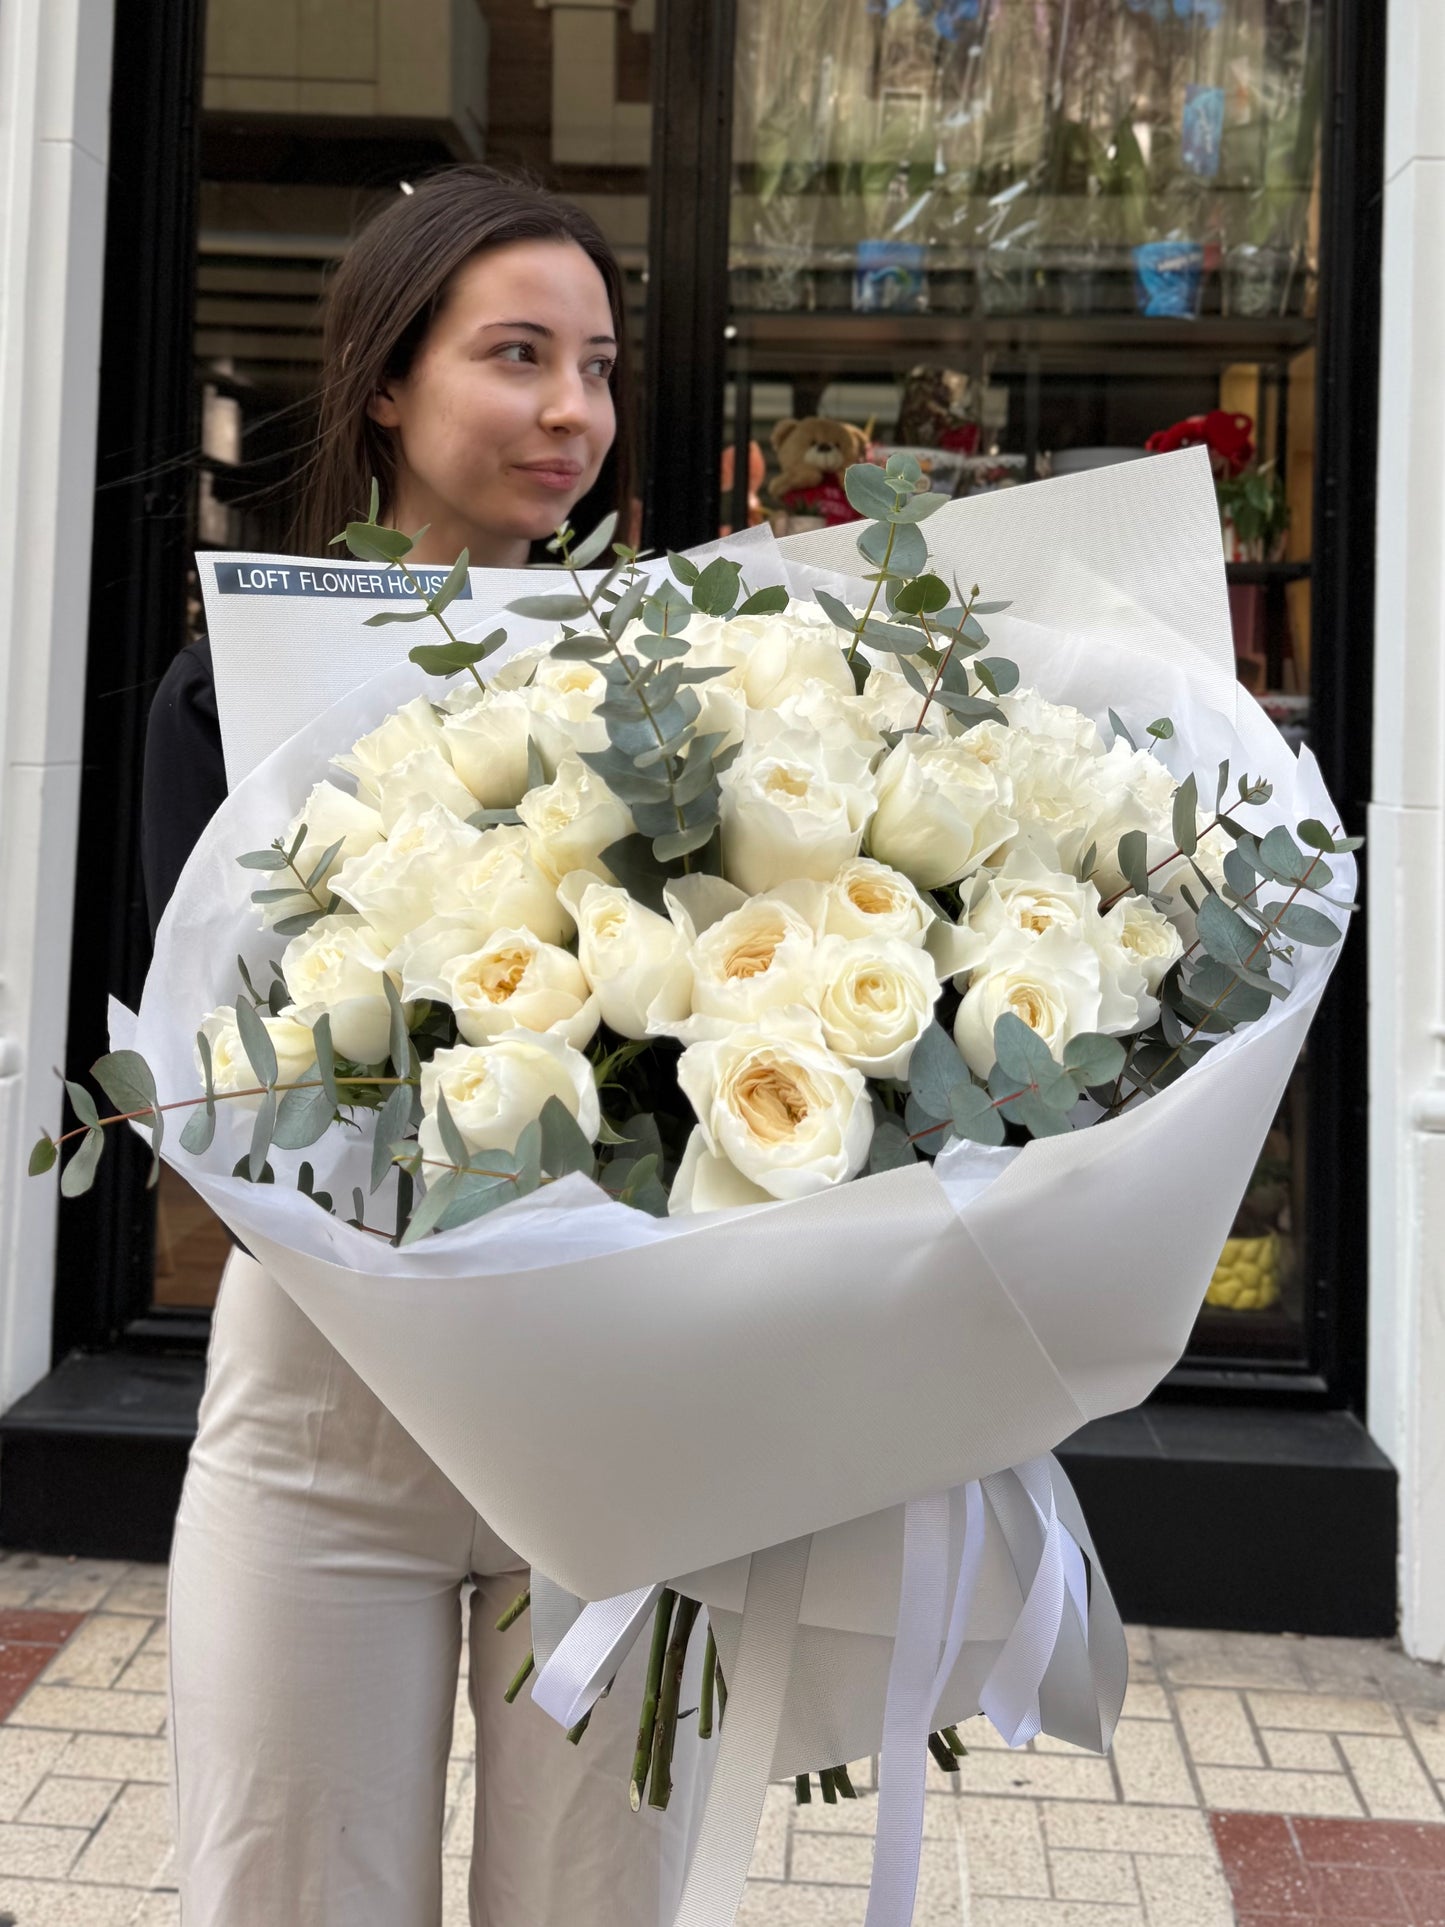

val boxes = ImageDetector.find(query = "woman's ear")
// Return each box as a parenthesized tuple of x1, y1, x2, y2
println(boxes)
(367, 382, 403, 429)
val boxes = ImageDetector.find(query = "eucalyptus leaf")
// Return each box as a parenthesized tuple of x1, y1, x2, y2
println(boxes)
(891, 490, 950, 524)
(273, 1082, 335, 1150)
(868, 1119, 917, 1172)
(60, 1126, 105, 1198)
(691, 557, 743, 618)
(384, 976, 409, 1078)
(180, 1106, 216, 1155)
(539, 1095, 596, 1178)
(249, 1089, 277, 1181)
(1117, 829, 1150, 898)
(893, 574, 949, 616)
(28, 1134, 57, 1176)
(235, 997, 278, 1087)
(1062, 1033, 1127, 1088)
(407, 637, 490, 674)
(569, 511, 620, 571)
(237, 849, 289, 871)
(399, 1171, 462, 1246)
(1172, 772, 1199, 858)
(507, 592, 591, 622)
(1258, 825, 1319, 885)
(991, 1011, 1058, 1088)
(884, 521, 928, 577)
(273, 908, 327, 940)
(907, 1022, 968, 1120)
(652, 820, 716, 862)
(313, 1014, 340, 1105)
(1274, 903, 1343, 946)
(948, 1082, 1005, 1146)
(666, 549, 700, 587)
(371, 1081, 414, 1193)
(736, 585, 789, 616)
(843, 464, 899, 519)
(366, 607, 434, 628)
(1197, 894, 1263, 974)
(1107, 709, 1137, 751)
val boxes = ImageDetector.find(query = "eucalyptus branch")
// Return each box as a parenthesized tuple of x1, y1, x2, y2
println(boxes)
(1111, 853, 1325, 1114)
(1096, 812, 1231, 913)
(913, 589, 980, 733)
(44, 1074, 413, 1154)
(907, 1084, 1031, 1145)
(848, 520, 899, 665)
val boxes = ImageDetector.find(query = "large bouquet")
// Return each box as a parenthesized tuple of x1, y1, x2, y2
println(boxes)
(36, 450, 1356, 1927)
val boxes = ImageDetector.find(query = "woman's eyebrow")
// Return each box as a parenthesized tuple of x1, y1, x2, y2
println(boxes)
(478, 320, 618, 347)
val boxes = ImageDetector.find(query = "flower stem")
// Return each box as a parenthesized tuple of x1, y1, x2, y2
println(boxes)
(928, 1732, 960, 1774)
(647, 1594, 700, 1811)
(566, 1711, 592, 1745)
(912, 591, 978, 734)
(503, 1650, 535, 1704)
(698, 1625, 717, 1739)
(630, 1589, 676, 1811)
(795, 1774, 812, 1805)
(847, 521, 898, 664)
(495, 1588, 530, 1634)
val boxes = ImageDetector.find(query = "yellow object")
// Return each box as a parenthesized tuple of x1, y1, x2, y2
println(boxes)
(1205, 1232, 1282, 1312)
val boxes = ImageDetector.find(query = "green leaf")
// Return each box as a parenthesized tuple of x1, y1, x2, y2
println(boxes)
(893, 573, 950, 615)
(1274, 903, 1343, 946)
(273, 909, 327, 940)
(891, 490, 950, 523)
(234, 997, 278, 1087)
(433, 1166, 525, 1232)
(273, 1082, 334, 1150)
(972, 656, 1020, 698)
(813, 589, 860, 636)
(384, 977, 409, 1079)
(971, 599, 1012, 615)
(569, 512, 620, 571)
(1147, 716, 1175, 742)
(304, 837, 346, 894)
(1172, 772, 1199, 858)
(1117, 829, 1150, 898)
(667, 549, 700, 587)
(539, 1095, 596, 1178)
(60, 1125, 105, 1197)
(907, 1022, 968, 1120)
(652, 821, 716, 862)
(1296, 818, 1336, 852)
(691, 557, 742, 618)
(600, 834, 670, 914)
(407, 636, 490, 675)
(1197, 893, 1261, 973)
(1063, 1033, 1127, 1088)
(885, 451, 922, 484)
(341, 522, 413, 565)
(1107, 709, 1137, 751)
(992, 1011, 1058, 1087)
(28, 1134, 57, 1176)
(400, 1171, 463, 1245)
(883, 521, 928, 577)
(249, 1089, 277, 1181)
(92, 1049, 163, 1186)
(843, 464, 899, 519)
(548, 634, 611, 662)
(948, 1082, 1006, 1146)
(1258, 825, 1318, 885)
(365, 607, 433, 628)
(371, 1081, 414, 1192)
(237, 848, 288, 871)
(180, 1106, 215, 1155)
(1003, 1090, 1075, 1138)
(507, 592, 592, 622)
(868, 1119, 917, 1172)
(434, 1090, 469, 1171)
(736, 585, 789, 616)
(604, 571, 650, 640)
(617, 1151, 669, 1217)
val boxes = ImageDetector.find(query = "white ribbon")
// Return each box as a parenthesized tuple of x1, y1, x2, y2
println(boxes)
(672, 1536, 811, 1927)
(530, 1582, 661, 1730)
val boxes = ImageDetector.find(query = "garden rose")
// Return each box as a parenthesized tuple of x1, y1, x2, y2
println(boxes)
(556, 874, 693, 1040)
(281, 915, 394, 1064)
(868, 733, 1017, 888)
(418, 1031, 599, 1164)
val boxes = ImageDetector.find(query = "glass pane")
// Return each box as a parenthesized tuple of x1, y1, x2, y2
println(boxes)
(152, 0, 655, 1311)
(725, 0, 1325, 1372)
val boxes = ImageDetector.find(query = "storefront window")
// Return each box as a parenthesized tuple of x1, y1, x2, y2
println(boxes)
(154, 0, 654, 1314)
(723, 0, 1325, 1372)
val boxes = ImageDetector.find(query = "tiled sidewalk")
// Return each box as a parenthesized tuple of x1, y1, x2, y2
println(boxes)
(0, 1552, 1443, 1924)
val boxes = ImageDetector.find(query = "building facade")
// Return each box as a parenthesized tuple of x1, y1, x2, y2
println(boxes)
(0, 0, 1430, 1644)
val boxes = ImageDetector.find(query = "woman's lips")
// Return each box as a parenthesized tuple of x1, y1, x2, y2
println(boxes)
(516, 462, 583, 492)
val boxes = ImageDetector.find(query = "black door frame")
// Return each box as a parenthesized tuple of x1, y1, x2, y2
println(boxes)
(57, 0, 1383, 1403)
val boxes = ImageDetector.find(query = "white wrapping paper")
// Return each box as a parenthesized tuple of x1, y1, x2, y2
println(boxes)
(148, 449, 1349, 1798)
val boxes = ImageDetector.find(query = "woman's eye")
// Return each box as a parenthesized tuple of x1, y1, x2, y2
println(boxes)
(585, 356, 615, 380)
(496, 342, 536, 364)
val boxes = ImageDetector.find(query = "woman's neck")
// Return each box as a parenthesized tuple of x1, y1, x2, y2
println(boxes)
(386, 488, 531, 571)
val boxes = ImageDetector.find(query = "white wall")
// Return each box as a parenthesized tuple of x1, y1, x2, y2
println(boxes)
(1370, 0, 1445, 1660)
(0, 0, 113, 1406)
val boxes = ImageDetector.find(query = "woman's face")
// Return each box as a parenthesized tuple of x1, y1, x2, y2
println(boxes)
(372, 239, 618, 566)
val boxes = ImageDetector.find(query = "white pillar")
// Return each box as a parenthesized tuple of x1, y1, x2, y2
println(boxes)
(1369, 0, 1445, 1659)
(0, 1, 114, 1406)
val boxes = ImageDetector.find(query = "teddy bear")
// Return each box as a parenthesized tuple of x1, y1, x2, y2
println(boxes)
(768, 415, 871, 525)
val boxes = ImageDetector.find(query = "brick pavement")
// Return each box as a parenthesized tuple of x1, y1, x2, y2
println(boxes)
(0, 1551, 1442, 1924)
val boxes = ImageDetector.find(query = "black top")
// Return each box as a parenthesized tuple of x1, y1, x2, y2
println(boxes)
(141, 637, 227, 940)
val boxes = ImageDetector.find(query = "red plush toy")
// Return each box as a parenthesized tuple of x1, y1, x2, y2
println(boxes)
(1146, 410, 1255, 478)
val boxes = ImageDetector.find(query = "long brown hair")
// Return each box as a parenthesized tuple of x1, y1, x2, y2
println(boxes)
(295, 165, 635, 557)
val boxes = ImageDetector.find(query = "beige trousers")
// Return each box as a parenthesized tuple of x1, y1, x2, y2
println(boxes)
(167, 1250, 705, 1925)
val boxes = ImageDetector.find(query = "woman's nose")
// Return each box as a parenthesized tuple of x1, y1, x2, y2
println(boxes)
(540, 370, 590, 435)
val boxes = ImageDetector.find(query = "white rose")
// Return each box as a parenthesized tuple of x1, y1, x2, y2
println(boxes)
(736, 615, 855, 709)
(448, 824, 571, 945)
(556, 873, 693, 1040)
(486, 645, 547, 692)
(868, 733, 1017, 888)
(517, 752, 633, 887)
(330, 803, 484, 947)
(862, 661, 950, 738)
(952, 843, 1153, 1035)
(719, 725, 876, 895)
(418, 1031, 600, 1165)
(1112, 891, 1184, 993)
(402, 924, 598, 1050)
(952, 925, 1106, 1079)
(264, 782, 385, 925)
(332, 696, 450, 806)
(750, 680, 883, 760)
(686, 890, 820, 1025)
(668, 1126, 773, 1214)
(521, 656, 609, 771)
(999, 687, 1105, 755)
(808, 934, 941, 1079)
(441, 690, 536, 807)
(374, 745, 483, 836)
(677, 1011, 872, 1200)
(822, 857, 935, 948)
(197, 1004, 315, 1100)
(997, 732, 1122, 874)
(280, 915, 394, 1064)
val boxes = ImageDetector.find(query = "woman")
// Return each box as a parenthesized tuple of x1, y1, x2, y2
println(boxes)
(143, 167, 704, 1926)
